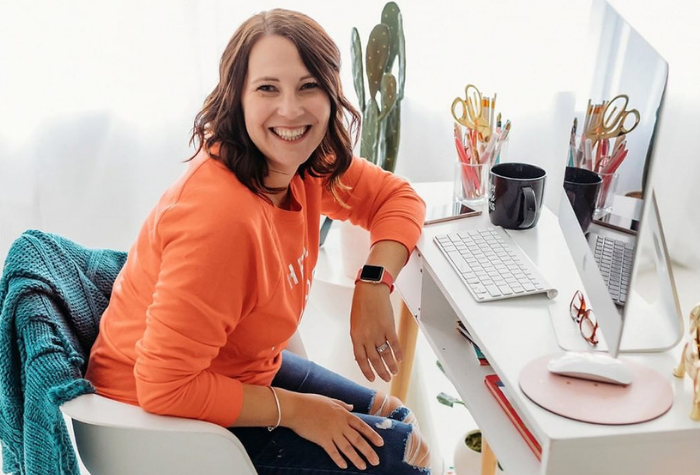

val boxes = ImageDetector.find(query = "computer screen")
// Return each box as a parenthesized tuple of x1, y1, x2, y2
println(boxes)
(551, 0, 683, 357)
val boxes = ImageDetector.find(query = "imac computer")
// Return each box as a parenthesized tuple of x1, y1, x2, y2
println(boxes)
(521, 0, 683, 424)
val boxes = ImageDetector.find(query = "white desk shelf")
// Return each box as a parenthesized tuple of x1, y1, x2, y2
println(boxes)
(417, 269, 541, 475)
(397, 187, 700, 475)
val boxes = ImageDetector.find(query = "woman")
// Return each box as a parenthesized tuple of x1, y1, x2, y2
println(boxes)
(86, 8, 429, 474)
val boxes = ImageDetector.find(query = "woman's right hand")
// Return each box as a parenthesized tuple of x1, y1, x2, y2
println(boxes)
(282, 391, 384, 470)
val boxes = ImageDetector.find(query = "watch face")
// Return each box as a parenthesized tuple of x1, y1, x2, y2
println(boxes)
(360, 265, 384, 282)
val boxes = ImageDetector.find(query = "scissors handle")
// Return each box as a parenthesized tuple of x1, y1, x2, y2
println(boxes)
(596, 94, 640, 140)
(451, 98, 472, 128)
(617, 109, 640, 136)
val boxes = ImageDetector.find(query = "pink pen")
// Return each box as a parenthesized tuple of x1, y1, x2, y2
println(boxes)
(613, 138, 626, 157)
(454, 134, 469, 164)
(596, 139, 609, 172)
(465, 133, 478, 164)
(605, 149, 628, 174)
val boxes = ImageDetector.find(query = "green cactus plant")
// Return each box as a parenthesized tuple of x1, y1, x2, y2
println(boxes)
(351, 1, 405, 173)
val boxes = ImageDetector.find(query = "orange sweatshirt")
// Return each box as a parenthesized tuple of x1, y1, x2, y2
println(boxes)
(85, 149, 425, 427)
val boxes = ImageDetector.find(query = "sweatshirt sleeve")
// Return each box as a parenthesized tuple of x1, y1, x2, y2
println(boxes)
(133, 191, 258, 427)
(322, 156, 426, 254)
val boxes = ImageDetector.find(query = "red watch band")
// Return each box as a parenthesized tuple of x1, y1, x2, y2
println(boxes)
(355, 266, 394, 293)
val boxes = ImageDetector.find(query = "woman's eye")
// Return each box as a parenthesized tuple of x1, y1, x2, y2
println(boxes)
(301, 82, 320, 90)
(257, 85, 276, 92)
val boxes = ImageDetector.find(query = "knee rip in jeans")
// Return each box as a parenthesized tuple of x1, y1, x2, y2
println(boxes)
(403, 427, 431, 470)
(373, 415, 431, 470)
(375, 395, 420, 430)
(372, 396, 430, 470)
(372, 394, 410, 419)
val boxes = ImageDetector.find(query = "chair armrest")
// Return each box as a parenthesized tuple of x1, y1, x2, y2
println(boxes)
(60, 330, 306, 475)
(60, 393, 235, 435)
(61, 394, 257, 475)
(63, 326, 307, 429)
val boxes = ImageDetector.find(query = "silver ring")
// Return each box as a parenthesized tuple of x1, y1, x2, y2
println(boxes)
(376, 341, 391, 354)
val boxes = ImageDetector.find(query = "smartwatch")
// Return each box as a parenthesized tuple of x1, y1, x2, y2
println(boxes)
(355, 265, 394, 293)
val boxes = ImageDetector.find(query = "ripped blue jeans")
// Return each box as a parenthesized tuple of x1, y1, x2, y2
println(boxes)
(229, 351, 430, 475)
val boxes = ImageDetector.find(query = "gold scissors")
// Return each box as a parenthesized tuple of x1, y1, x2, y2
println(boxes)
(451, 84, 491, 141)
(595, 94, 640, 140)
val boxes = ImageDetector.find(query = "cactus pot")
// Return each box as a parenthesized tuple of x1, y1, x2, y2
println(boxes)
(453, 430, 506, 475)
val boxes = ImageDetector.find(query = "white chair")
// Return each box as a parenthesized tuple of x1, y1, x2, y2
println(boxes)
(61, 331, 307, 475)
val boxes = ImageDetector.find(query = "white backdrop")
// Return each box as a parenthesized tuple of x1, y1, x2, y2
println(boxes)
(1, 0, 698, 266)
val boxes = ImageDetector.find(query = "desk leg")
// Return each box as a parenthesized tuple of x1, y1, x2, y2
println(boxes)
(390, 301, 419, 401)
(480, 437, 498, 475)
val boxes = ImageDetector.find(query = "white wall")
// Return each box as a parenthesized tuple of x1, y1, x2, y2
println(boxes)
(0, 0, 698, 266)
(605, 0, 700, 267)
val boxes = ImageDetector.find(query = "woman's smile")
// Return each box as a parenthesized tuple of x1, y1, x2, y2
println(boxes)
(271, 126, 311, 142)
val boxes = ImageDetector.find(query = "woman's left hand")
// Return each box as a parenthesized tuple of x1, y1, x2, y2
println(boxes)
(350, 282, 403, 382)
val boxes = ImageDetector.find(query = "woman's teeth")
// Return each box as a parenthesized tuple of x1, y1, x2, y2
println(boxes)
(272, 126, 307, 141)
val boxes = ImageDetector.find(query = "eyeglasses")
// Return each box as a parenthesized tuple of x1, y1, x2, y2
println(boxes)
(570, 290, 599, 345)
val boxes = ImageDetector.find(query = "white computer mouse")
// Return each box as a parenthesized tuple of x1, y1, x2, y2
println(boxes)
(547, 351, 633, 385)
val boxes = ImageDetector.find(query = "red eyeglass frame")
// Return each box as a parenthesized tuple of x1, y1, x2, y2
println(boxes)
(569, 290, 599, 345)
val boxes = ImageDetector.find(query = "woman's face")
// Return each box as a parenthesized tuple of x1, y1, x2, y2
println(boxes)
(242, 34, 331, 187)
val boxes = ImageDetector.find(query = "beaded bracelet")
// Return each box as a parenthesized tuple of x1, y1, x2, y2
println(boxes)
(267, 386, 281, 431)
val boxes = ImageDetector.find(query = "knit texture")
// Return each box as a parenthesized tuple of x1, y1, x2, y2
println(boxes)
(0, 230, 126, 475)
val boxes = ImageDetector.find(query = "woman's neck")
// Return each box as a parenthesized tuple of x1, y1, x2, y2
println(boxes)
(265, 187, 291, 209)
(264, 168, 295, 209)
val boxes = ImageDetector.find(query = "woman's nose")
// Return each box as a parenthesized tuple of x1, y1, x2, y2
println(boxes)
(277, 92, 304, 119)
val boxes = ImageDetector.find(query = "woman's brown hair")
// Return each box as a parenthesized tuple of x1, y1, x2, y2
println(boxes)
(189, 9, 360, 198)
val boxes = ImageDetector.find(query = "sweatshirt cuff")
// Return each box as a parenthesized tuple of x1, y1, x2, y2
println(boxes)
(209, 376, 244, 427)
(370, 215, 424, 256)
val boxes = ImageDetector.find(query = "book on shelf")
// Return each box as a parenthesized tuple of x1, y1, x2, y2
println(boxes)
(455, 320, 490, 366)
(484, 374, 542, 460)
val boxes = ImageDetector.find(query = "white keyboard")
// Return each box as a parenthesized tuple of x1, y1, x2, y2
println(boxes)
(434, 227, 558, 302)
(588, 233, 633, 306)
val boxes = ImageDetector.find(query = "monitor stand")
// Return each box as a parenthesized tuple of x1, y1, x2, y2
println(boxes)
(519, 353, 673, 424)
(548, 191, 683, 354)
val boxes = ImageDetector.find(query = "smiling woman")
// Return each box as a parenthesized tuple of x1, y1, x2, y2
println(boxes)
(189, 9, 359, 207)
(241, 35, 331, 195)
(83, 7, 429, 475)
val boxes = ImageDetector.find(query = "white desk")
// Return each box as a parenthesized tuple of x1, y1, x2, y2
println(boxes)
(395, 183, 700, 475)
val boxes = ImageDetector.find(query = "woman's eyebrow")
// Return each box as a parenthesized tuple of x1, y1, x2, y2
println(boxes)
(250, 76, 280, 84)
(250, 75, 316, 84)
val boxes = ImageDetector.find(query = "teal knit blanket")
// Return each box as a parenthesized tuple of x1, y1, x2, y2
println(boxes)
(0, 230, 126, 475)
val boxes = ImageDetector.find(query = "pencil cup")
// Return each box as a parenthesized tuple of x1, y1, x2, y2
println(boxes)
(594, 171, 619, 218)
(454, 161, 489, 206)
(493, 136, 510, 165)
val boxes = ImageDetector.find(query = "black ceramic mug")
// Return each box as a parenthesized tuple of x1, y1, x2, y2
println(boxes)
(488, 163, 547, 229)
(563, 166, 602, 233)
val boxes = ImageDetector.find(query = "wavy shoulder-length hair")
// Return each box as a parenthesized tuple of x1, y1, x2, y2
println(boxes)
(189, 9, 360, 199)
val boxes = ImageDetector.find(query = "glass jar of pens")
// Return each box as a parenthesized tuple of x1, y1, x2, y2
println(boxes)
(452, 84, 511, 206)
(568, 94, 639, 218)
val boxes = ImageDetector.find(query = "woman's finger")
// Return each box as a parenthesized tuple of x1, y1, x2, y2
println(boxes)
(379, 346, 399, 376)
(386, 330, 403, 364)
(344, 430, 380, 467)
(330, 398, 354, 411)
(353, 342, 376, 382)
(349, 415, 384, 448)
(335, 435, 367, 470)
(367, 343, 392, 382)
(322, 441, 348, 470)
